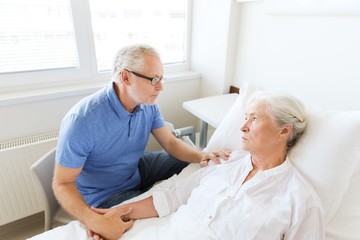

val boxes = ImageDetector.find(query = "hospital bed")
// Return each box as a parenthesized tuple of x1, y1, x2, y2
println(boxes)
(29, 83, 360, 240)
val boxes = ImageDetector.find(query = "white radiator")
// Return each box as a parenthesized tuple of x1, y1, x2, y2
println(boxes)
(0, 132, 58, 226)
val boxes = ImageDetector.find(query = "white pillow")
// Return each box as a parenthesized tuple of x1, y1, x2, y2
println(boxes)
(325, 161, 360, 240)
(289, 107, 360, 223)
(205, 82, 360, 238)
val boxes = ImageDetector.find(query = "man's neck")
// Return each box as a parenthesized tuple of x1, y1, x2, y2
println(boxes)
(113, 81, 137, 113)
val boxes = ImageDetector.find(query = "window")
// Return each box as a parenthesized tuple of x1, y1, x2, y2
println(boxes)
(0, 0, 190, 90)
(0, 0, 79, 74)
(89, 0, 188, 72)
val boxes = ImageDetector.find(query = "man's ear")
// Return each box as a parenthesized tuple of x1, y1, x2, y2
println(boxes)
(120, 70, 131, 85)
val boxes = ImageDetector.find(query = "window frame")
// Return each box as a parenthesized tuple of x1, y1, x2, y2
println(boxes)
(0, 0, 192, 93)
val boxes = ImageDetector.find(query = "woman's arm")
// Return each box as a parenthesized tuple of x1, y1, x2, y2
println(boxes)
(285, 207, 325, 240)
(92, 164, 214, 220)
(124, 196, 158, 220)
(91, 196, 158, 220)
(88, 196, 157, 239)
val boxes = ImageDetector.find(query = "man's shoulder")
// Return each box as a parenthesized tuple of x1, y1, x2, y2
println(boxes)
(69, 87, 109, 116)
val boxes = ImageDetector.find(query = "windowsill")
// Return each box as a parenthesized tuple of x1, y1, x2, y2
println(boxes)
(0, 71, 201, 107)
(236, 0, 263, 2)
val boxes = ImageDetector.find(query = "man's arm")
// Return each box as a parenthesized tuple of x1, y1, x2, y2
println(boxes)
(151, 126, 230, 165)
(52, 163, 133, 240)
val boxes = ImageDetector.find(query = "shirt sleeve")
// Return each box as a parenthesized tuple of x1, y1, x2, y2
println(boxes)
(151, 103, 165, 130)
(56, 113, 94, 168)
(285, 206, 325, 240)
(152, 166, 216, 217)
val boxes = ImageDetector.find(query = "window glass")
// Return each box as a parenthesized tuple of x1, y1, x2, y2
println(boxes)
(0, 0, 79, 74)
(89, 0, 187, 72)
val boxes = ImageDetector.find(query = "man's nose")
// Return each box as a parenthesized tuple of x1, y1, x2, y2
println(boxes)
(155, 80, 164, 91)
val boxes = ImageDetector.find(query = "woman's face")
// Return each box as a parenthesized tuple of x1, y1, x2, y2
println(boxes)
(240, 100, 283, 153)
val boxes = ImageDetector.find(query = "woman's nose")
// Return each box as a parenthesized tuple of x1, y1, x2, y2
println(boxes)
(240, 121, 249, 132)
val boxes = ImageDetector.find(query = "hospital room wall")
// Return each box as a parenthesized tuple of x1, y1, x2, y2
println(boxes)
(231, 1, 360, 111)
(190, 0, 360, 110)
(190, 0, 241, 98)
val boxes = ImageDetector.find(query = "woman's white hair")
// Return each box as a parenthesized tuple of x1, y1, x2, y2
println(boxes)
(112, 44, 160, 83)
(247, 91, 307, 150)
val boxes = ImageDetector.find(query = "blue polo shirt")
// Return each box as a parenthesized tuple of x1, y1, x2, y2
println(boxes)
(56, 82, 165, 206)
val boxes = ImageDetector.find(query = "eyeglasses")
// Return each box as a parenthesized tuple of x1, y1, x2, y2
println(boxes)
(128, 70, 165, 86)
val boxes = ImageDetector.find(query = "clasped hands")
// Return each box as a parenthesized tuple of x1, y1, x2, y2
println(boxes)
(87, 206, 133, 240)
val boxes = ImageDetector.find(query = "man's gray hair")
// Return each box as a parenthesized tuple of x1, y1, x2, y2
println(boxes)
(248, 91, 307, 150)
(112, 44, 160, 83)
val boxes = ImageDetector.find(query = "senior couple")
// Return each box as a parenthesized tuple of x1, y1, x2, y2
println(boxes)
(53, 44, 325, 240)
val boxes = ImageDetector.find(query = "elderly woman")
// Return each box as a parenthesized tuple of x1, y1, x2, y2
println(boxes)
(92, 92, 325, 240)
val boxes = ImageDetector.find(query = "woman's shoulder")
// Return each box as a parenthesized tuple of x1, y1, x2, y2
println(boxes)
(224, 150, 249, 164)
(287, 165, 323, 210)
(204, 149, 249, 168)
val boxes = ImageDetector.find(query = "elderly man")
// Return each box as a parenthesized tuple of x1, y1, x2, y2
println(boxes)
(52, 44, 229, 240)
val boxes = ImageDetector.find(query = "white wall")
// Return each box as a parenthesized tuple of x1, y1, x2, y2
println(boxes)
(190, 0, 240, 97)
(232, 1, 360, 111)
(0, 95, 84, 142)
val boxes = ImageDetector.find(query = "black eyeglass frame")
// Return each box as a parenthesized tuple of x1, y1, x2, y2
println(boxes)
(128, 70, 165, 86)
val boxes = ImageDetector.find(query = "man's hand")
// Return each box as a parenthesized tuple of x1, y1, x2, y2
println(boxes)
(87, 206, 133, 240)
(200, 150, 231, 167)
(90, 206, 131, 222)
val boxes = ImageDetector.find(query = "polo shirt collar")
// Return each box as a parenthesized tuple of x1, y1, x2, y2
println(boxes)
(106, 81, 143, 118)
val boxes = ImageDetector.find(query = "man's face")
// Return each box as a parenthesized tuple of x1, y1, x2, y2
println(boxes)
(128, 54, 164, 106)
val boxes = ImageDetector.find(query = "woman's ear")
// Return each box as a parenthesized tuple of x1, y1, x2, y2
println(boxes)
(281, 124, 293, 136)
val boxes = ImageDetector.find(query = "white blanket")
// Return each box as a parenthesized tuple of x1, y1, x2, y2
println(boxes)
(124, 207, 218, 240)
(30, 209, 218, 240)
(29, 217, 171, 240)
